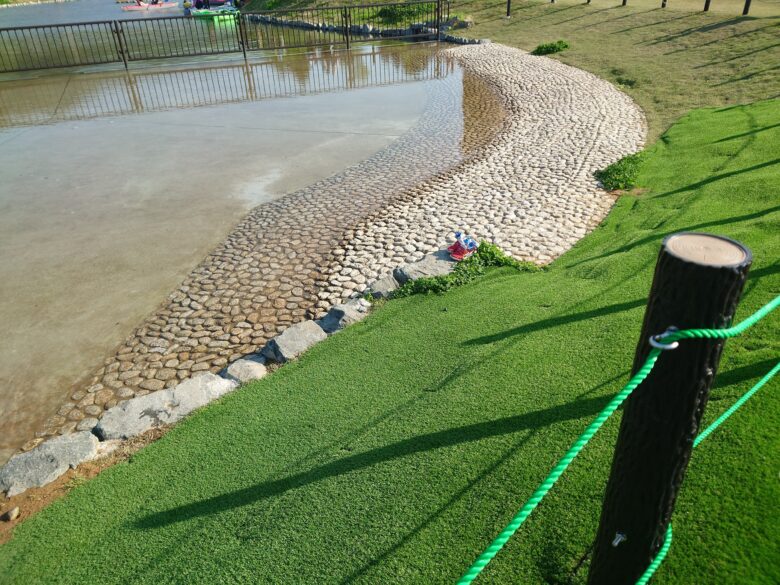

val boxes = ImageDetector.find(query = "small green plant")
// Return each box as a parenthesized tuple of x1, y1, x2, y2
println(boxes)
(394, 242, 540, 298)
(531, 40, 569, 56)
(595, 152, 644, 191)
(616, 76, 638, 88)
(375, 3, 432, 25)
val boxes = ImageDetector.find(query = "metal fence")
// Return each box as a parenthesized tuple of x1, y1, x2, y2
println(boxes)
(0, 0, 449, 73)
(1, 47, 453, 126)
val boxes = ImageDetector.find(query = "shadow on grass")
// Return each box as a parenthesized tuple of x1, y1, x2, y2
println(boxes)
(134, 395, 610, 530)
(663, 22, 779, 55)
(340, 429, 539, 584)
(715, 64, 780, 85)
(713, 358, 780, 392)
(613, 10, 696, 34)
(695, 42, 780, 68)
(654, 159, 780, 195)
(462, 299, 646, 346)
(517, 4, 580, 21)
(715, 121, 780, 142)
(645, 17, 749, 46)
(565, 204, 780, 269)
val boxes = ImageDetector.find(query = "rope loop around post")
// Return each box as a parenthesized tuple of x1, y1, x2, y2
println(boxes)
(456, 295, 779, 585)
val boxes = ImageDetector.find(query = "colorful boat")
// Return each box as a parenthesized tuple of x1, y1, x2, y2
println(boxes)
(191, 6, 238, 19)
(122, 2, 180, 11)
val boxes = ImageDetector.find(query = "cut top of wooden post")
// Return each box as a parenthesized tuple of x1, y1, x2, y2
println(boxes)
(664, 233, 750, 267)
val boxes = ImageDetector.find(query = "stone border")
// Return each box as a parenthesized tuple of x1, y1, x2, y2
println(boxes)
(0, 293, 376, 497)
(0, 249, 448, 498)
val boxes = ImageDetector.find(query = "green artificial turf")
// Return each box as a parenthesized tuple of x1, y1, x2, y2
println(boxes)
(0, 100, 778, 583)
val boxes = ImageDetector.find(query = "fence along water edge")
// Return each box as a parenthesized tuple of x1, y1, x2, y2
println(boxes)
(0, 0, 449, 73)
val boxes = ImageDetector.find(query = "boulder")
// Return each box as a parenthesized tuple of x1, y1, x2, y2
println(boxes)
(94, 390, 178, 441)
(170, 374, 237, 419)
(368, 273, 399, 299)
(224, 356, 267, 384)
(94, 374, 237, 440)
(317, 298, 371, 334)
(1, 506, 20, 522)
(0, 432, 99, 497)
(393, 250, 455, 285)
(76, 417, 99, 432)
(262, 320, 327, 363)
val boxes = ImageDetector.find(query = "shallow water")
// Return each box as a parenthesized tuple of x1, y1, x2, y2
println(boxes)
(0, 44, 502, 464)
(0, 0, 187, 26)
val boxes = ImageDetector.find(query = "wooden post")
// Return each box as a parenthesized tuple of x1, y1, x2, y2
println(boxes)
(662, 0, 667, 8)
(743, 0, 752, 15)
(587, 233, 751, 585)
(704, 0, 711, 11)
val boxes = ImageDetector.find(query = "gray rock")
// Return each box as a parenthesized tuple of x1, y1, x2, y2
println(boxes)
(262, 320, 327, 363)
(94, 390, 177, 441)
(1, 506, 20, 522)
(393, 250, 456, 285)
(170, 373, 237, 419)
(224, 356, 267, 384)
(368, 273, 399, 299)
(76, 417, 99, 432)
(95, 374, 237, 440)
(317, 298, 371, 334)
(0, 432, 99, 497)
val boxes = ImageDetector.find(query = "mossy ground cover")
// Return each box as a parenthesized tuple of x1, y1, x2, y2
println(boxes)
(0, 97, 778, 583)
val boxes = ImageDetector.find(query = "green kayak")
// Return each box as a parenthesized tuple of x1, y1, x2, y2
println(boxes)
(192, 7, 238, 19)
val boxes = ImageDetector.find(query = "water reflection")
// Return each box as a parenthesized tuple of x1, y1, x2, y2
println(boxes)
(0, 44, 454, 127)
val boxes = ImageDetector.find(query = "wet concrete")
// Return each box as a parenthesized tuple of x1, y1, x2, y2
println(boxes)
(0, 45, 477, 463)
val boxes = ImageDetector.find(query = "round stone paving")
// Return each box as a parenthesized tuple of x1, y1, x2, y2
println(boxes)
(30, 42, 644, 444)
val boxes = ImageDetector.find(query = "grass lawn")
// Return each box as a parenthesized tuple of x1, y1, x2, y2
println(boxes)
(245, 0, 780, 141)
(0, 97, 778, 583)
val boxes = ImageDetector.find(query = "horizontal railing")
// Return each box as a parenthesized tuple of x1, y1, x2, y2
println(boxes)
(0, 49, 452, 126)
(0, 0, 448, 73)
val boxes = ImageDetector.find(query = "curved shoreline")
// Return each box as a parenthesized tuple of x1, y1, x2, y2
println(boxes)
(325, 43, 646, 299)
(1, 42, 645, 499)
(18, 48, 506, 448)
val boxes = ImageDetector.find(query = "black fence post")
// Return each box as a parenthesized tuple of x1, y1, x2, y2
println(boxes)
(743, 0, 752, 15)
(586, 233, 752, 585)
(662, 0, 667, 8)
(236, 13, 247, 60)
(622, 0, 628, 6)
(342, 6, 350, 49)
(506, 0, 511, 17)
(111, 20, 129, 70)
(704, 0, 711, 11)
(436, 0, 441, 41)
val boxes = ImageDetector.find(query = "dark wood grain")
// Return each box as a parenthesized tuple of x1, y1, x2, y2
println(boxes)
(587, 233, 751, 584)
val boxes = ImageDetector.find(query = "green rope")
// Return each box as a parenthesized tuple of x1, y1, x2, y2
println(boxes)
(694, 361, 780, 447)
(457, 295, 779, 585)
(456, 349, 662, 585)
(636, 360, 779, 584)
(635, 524, 673, 585)
(661, 295, 780, 344)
